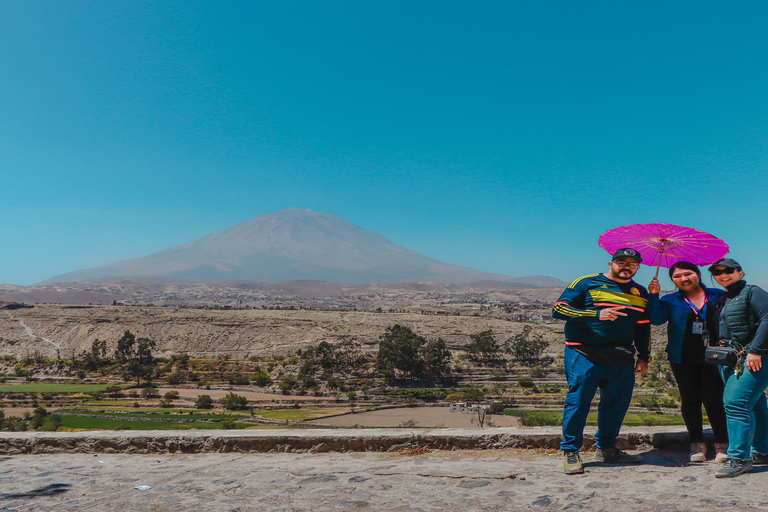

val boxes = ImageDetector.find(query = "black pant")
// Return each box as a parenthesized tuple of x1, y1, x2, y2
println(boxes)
(670, 361, 728, 444)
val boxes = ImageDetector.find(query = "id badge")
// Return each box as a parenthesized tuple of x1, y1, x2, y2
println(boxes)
(692, 322, 704, 335)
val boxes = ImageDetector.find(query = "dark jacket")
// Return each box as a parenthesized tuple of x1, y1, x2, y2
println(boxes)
(715, 280, 768, 356)
(649, 285, 724, 364)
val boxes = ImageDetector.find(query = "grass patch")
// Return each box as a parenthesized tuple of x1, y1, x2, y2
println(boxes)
(62, 407, 247, 421)
(504, 410, 685, 426)
(0, 383, 120, 393)
(57, 416, 266, 430)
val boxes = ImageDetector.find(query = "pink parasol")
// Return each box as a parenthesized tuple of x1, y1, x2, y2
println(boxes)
(598, 223, 729, 278)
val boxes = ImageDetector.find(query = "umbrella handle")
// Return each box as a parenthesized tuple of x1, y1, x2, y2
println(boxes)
(654, 248, 664, 279)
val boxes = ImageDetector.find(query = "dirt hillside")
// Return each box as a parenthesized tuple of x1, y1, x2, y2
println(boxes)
(0, 304, 564, 359)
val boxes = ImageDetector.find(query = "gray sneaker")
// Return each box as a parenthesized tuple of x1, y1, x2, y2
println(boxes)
(563, 451, 584, 474)
(716, 458, 753, 478)
(751, 452, 768, 464)
(592, 447, 643, 463)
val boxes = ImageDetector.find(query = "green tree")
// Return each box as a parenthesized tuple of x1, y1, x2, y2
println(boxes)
(420, 337, 451, 378)
(251, 369, 272, 386)
(220, 392, 248, 410)
(195, 394, 214, 409)
(92, 338, 108, 361)
(29, 406, 48, 429)
(141, 386, 159, 398)
(114, 330, 136, 363)
(120, 335, 157, 386)
(377, 325, 427, 379)
(505, 326, 549, 365)
(167, 372, 185, 385)
(464, 330, 499, 363)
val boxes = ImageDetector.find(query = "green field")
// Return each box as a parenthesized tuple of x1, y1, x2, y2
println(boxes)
(0, 383, 121, 393)
(57, 416, 260, 430)
(64, 407, 248, 421)
(504, 410, 685, 426)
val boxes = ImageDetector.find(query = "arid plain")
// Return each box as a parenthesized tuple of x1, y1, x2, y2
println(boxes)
(0, 281, 565, 359)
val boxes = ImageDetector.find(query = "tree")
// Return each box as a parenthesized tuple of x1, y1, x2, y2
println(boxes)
(464, 330, 500, 363)
(141, 386, 159, 398)
(377, 325, 427, 379)
(195, 395, 214, 409)
(220, 392, 248, 410)
(505, 326, 549, 365)
(115, 332, 156, 386)
(114, 331, 136, 363)
(251, 369, 271, 386)
(471, 406, 495, 428)
(167, 372, 185, 385)
(420, 338, 451, 378)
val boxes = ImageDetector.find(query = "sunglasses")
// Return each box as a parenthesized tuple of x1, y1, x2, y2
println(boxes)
(711, 267, 738, 276)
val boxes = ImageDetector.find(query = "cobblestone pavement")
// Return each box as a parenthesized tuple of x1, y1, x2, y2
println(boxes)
(1, 449, 768, 511)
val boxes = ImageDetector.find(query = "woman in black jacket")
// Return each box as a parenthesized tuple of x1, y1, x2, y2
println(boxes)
(709, 258, 768, 478)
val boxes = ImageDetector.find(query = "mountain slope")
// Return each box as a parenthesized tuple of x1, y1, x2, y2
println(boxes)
(42, 208, 563, 286)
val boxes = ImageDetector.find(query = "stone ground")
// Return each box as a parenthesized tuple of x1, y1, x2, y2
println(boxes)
(2, 448, 768, 511)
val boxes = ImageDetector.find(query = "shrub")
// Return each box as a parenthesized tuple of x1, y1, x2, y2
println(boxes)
(517, 376, 535, 388)
(167, 372, 185, 385)
(227, 373, 250, 385)
(489, 402, 505, 414)
(516, 412, 561, 426)
(163, 390, 180, 400)
(141, 387, 159, 398)
(251, 370, 271, 386)
(220, 392, 248, 410)
(195, 395, 214, 409)
(505, 326, 549, 365)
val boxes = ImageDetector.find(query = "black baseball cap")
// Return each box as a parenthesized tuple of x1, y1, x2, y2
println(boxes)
(708, 258, 742, 272)
(611, 248, 643, 263)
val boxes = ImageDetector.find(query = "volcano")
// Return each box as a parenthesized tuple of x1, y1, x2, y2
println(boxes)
(41, 208, 563, 287)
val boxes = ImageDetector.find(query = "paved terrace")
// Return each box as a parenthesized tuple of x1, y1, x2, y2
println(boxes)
(1, 428, 766, 511)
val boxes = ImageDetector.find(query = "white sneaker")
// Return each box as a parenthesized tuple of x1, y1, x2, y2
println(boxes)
(715, 443, 728, 463)
(690, 442, 706, 462)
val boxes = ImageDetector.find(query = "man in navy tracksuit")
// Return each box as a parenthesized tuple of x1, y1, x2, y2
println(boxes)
(552, 248, 651, 474)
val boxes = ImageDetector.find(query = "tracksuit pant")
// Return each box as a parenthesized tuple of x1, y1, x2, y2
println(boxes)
(560, 346, 636, 452)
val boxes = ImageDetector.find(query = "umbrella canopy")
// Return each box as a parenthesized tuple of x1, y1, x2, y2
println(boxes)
(598, 223, 729, 270)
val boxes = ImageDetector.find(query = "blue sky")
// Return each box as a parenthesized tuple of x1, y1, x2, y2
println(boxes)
(2, 1, 768, 288)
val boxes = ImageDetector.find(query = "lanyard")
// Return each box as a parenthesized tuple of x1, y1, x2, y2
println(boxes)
(683, 296, 708, 320)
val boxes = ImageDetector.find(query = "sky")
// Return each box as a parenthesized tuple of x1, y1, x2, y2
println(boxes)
(2, 1, 768, 289)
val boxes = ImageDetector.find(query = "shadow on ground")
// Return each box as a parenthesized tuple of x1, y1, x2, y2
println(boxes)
(0, 483, 71, 500)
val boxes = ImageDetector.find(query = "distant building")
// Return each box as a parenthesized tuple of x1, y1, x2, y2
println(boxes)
(449, 402, 490, 414)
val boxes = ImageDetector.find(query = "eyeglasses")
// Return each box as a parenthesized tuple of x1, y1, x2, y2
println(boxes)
(613, 261, 639, 269)
(711, 267, 738, 276)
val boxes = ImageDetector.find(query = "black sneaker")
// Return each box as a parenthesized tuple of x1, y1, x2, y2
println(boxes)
(563, 451, 584, 474)
(592, 447, 643, 463)
(751, 452, 768, 465)
(715, 458, 753, 478)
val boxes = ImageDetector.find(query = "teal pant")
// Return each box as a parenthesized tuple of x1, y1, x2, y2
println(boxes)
(721, 358, 768, 460)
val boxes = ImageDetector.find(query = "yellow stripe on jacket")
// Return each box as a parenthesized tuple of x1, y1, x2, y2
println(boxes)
(589, 289, 648, 309)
